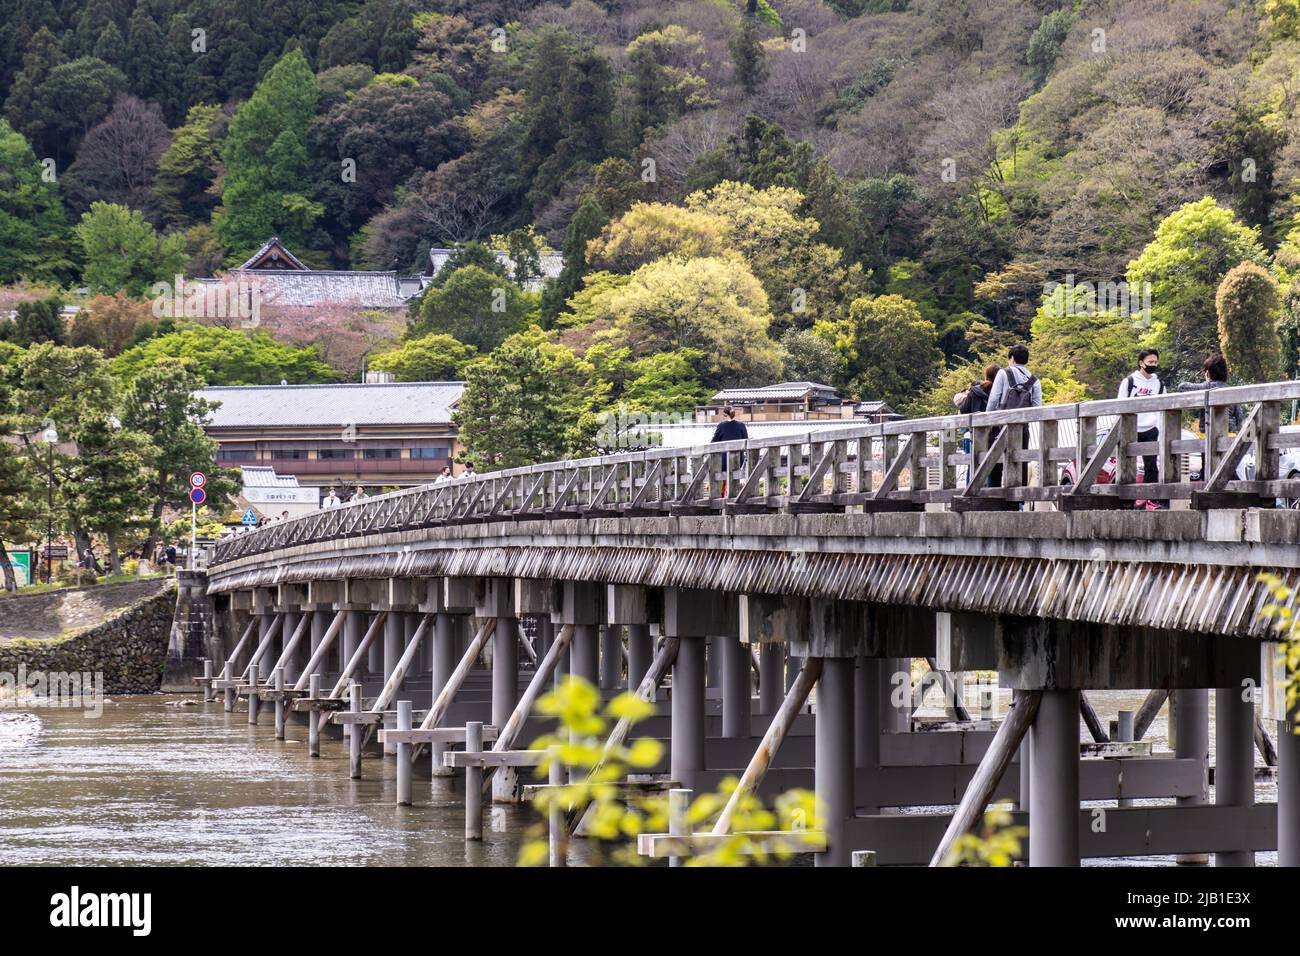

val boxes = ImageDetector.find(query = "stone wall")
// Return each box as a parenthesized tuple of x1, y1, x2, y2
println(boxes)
(0, 581, 177, 694)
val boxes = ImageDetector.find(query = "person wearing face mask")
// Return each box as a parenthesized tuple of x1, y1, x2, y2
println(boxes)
(1118, 348, 1166, 508)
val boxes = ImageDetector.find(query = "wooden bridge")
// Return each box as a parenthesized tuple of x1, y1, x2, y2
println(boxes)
(188, 381, 1300, 866)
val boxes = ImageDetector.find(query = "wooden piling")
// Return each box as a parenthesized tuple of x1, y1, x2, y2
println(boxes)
(396, 700, 413, 806)
(308, 674, 321, 757)
(465, 721, 484, 840)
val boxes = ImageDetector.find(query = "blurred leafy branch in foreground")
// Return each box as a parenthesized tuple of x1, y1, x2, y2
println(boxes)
(517, 675, 817, 866)
(1258, 572, 1300, 733)
(941, 807, 1027, 867)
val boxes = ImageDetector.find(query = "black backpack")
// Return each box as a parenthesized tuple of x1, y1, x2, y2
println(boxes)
(1000, 368, 1037, 410)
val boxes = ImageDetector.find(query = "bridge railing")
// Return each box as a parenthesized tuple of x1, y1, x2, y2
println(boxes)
(211, 380, 1300, 564)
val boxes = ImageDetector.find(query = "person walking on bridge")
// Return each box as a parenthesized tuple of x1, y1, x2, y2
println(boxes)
(985, 345, 1040, 490)
(710, 405, 748, 497)
(1118, 348, 1166, 509)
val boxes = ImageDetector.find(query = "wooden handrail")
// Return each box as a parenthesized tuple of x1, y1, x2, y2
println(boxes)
(211, 379, 1300, 564)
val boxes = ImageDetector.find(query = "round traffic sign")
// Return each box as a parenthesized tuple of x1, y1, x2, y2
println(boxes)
(189, 472, 206, 488)
(190, 487, 207, 504)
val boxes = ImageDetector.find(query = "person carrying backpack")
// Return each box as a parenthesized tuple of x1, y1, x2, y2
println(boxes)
(1118, 348, 1167, 508)
(985, 344, 1041, 489)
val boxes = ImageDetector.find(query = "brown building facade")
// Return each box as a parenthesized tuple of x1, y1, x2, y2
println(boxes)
(198, 381, 465, 493)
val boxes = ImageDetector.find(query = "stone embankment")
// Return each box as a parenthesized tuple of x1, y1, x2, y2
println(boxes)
(0, 577, 177, 694)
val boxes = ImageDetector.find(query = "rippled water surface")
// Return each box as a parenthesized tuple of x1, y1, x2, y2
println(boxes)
(0, 690, 1278, 866)
(0, 698, 530, 866)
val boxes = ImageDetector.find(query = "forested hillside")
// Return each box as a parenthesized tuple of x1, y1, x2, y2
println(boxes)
(3, 0, 1300, 466)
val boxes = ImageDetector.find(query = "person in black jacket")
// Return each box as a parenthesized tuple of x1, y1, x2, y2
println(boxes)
(955, 363, 999, 416)
(710, 405, 749, 442)
(710, 405, 748, 497)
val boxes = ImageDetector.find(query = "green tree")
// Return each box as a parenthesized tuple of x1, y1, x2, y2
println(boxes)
(28, 56, 127, 166)
(815, 294, 942, 412)
(2, 26, 65, 145)
(1026, 10, 1073, 88)
(730, 17, 768, 94)
(215, 48, 322, 258)
(75, 201, 186, 296)
(1216, 262, 1283, 384)
(1029, 282, 1144, 398)
(540, 197, 608, 327)
(1127, 198, 1269, 380)
(111, 325, 338, 385)
(154, 104, 228, 229)
(779, 328, 839, 385)
(411, 264, 534, 352)
(63, 414, 154, 574)
(369, 333, 477, 381)
(125, 5, 168, 105)
(0, 118, 74, 284)
(12, 294, 65, 347)
(455, 328, 602, 469)
(622, 350, 708, 414)
(582, 255, 783, 388)
(0, 370, 41, 590)
(0, 439, 41, 590)
(119, 358, 239, 559)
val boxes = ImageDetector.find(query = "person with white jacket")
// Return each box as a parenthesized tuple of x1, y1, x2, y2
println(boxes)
(1117, 348, 1166, 507)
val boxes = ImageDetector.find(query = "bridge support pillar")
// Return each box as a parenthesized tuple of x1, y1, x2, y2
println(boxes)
(381, 613, 406, 755)
(430, 612, 459, 777)
(281, 610, 300, 685)
(1173, 689, 1209, 865)
(707, 637, 721, 690)
(816, 656, 855, 867)
(720, 634, 750, 738)
(759, 644, 784, 715)
(1280, 704, 1300, 866)
(671, 637, 706, 791)
(627, 625, 652, 693)
(1215, 685, 1256, 867)
(855, 657, 881, 813)
(571, 625, 599, 687)
(491, 616, 519, 801)
(1029, 688, 1079, 867)
(882, 658, 911, 732)
(600, 625, 622, 689)
(340, 609, 362, 682)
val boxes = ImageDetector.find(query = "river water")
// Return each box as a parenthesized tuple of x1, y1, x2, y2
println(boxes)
(0, 690, 1276, 866)
(0, 697, 531, 867)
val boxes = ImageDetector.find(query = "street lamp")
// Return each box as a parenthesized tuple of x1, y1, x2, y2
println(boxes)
(43, 425, 57, 584)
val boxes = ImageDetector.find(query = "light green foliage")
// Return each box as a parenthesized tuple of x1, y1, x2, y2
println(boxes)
(1028, 282, 1145, 398)
(940, 808, 1027, 867)
(577, 255, 782, 388)
(110, 325, 337, 385)
(1215, 262, 1283, 384)
(368, 333, 477, 381)
(1126, 199, 1269, 379)
(75, 202, 186, 296)
(518, 675, 819, 867)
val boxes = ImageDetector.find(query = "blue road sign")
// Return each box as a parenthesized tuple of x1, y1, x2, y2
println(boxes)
(190, 487, 206, 505)
(242, 509, 257, 525)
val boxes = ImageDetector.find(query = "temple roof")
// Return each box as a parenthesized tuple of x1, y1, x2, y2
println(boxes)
(238, 237, 310, 271)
